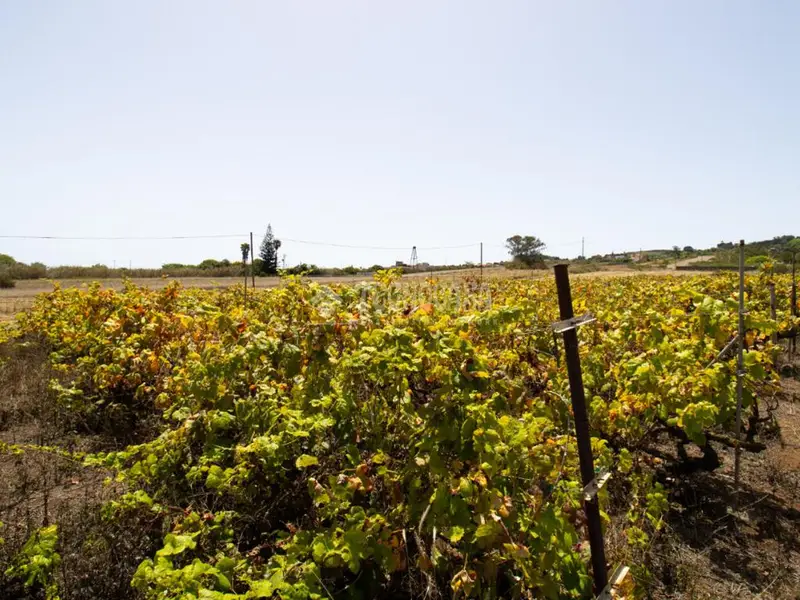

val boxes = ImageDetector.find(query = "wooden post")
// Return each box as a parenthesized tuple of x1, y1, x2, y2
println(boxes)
(553, 264, 608, 593)
(734, 240, 745, 509)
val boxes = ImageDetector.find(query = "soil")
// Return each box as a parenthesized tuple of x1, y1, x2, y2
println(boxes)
(0, 343, 114, 529)
(645, 352, 800, 599)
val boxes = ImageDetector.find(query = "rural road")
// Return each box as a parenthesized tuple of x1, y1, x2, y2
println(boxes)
(670, 254, 715, 269)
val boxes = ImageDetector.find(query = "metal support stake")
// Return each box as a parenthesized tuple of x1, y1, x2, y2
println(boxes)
(734, 240, 745, 509)
(553, 264, 608, 593)
(769, 282, 777, 347)
(792, 254, 797, 356)
(793, 253, 798, 318)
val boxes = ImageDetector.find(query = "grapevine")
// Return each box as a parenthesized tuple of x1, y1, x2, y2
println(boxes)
(0, 272, 794, 599)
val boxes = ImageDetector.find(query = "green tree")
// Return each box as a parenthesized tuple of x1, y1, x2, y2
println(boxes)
(777, 238, 800, 270)
(259, 225, 282, 275)
(505, 235, 546, 268)
(784, 238, 800, 255)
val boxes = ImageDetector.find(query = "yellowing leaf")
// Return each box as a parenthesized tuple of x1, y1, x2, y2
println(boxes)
(448, 526, 465, 543)
(295, 455, 318, 469)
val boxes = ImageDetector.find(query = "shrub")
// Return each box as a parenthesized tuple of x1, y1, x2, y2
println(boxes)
(569, 262, 603, 274)
(0, 268, 15, 288)
(282, 263, 321, 276)
(505, 257, 546, 270)
(746, 255, 770, 267)
(9, 262, 46, 280)
(198, 259, 224, 269)
(772, 263, 791, 274)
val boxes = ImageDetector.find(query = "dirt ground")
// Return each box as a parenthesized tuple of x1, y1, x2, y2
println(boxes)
(644, 355, 800, 599)
(672, 255, 716, 269)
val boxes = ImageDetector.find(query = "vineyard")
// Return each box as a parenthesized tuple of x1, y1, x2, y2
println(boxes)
(0, 270, 798, 599)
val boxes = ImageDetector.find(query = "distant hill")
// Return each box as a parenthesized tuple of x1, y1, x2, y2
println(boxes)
(711, 235, 798, 265)
(567, 235, 799, 269)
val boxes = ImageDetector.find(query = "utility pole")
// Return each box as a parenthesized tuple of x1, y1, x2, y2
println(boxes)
(582, 237, 585, 259)
(480, 242, 483, 285)
(250, 232, 256, 288)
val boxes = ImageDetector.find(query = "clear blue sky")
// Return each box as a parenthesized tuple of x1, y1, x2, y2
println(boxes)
(1, 1, 798, 268)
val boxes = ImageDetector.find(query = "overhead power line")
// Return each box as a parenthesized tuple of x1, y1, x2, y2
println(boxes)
(0, 234, 480, 251)
(0, 233, 590, 257)
(280, 237, 479, 251)
(1, 234, 248, 241)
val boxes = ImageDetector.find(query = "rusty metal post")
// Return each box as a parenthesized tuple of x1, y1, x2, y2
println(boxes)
(769, 282, 777, 347)
(553, 264, 608, 593)
(793, 253, 797, 318)
(734, 240, 745, 509)
(792, 254, 797, 356)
